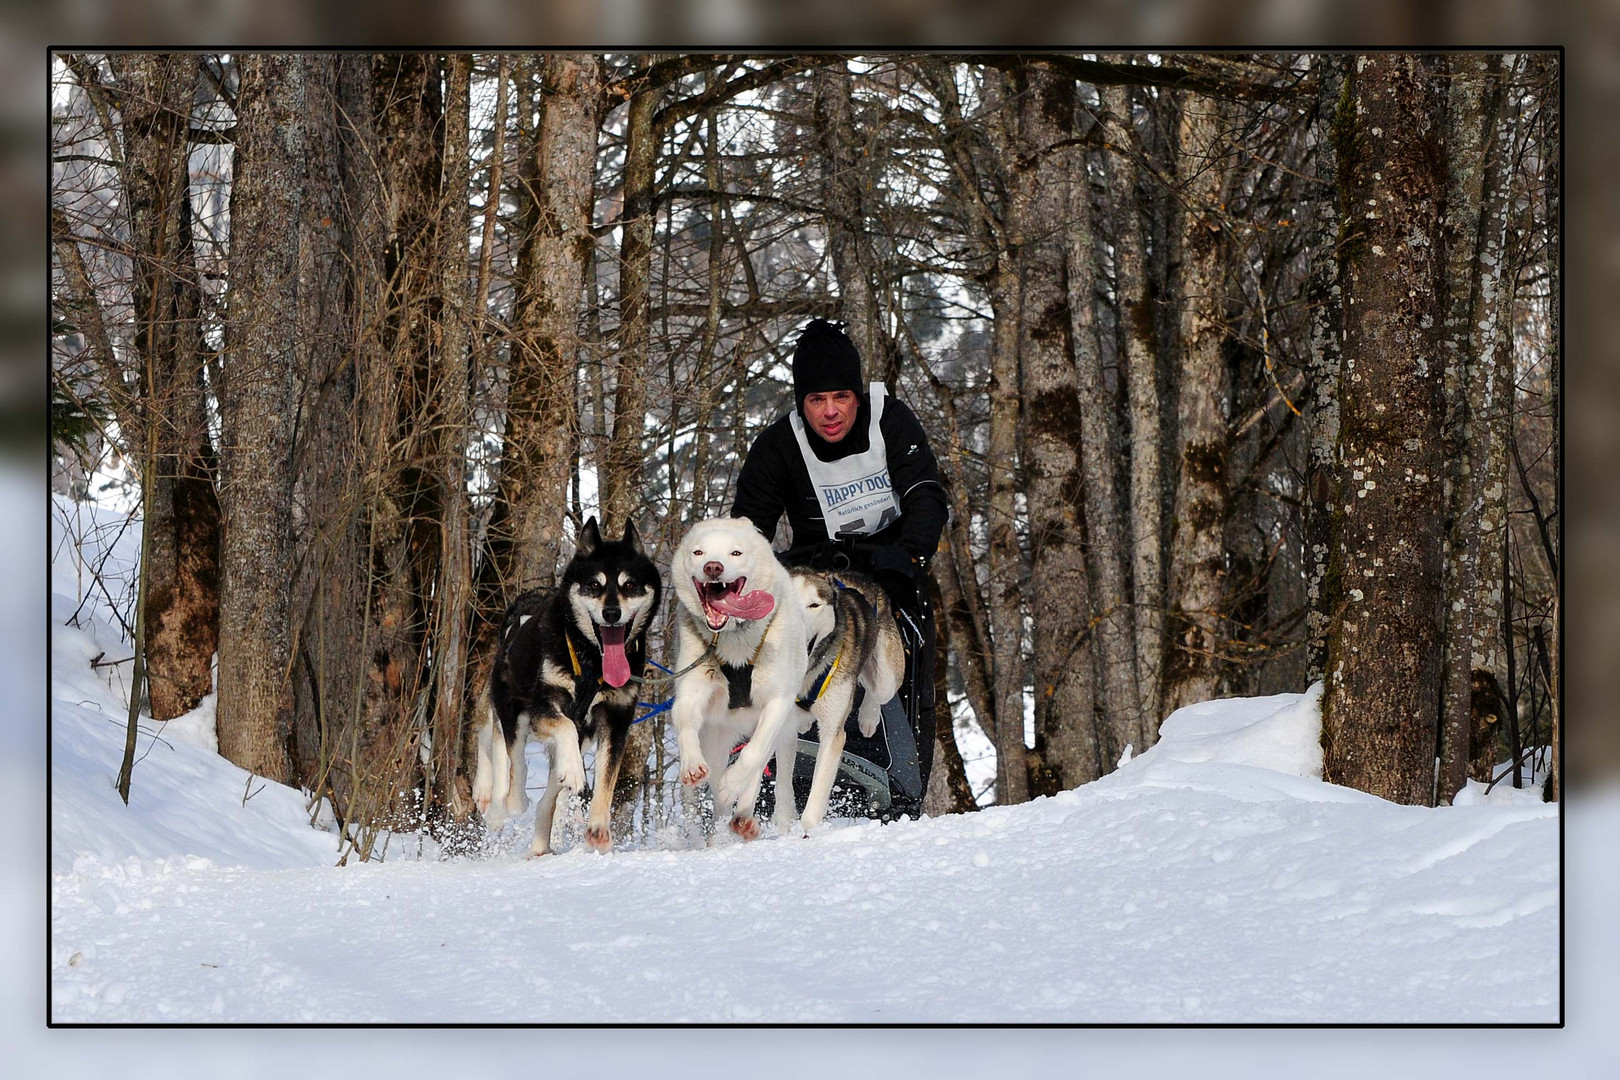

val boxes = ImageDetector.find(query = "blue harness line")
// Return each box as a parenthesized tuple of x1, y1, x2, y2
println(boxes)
(633, 698, 672, 725)
(633, 658, 678, 725)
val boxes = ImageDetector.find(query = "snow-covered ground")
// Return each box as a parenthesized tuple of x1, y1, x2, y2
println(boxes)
(18, 470, 1615, 1072)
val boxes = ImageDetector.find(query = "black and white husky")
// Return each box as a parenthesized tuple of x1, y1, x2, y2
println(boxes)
(669, 517, 809, 840)
(472, 518, 662, 856)
(790, 568, 906, 831)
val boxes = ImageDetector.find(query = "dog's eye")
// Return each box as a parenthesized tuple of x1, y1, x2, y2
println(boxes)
(730, 550, 742, 557)
(692, 549, 703, 557)
(807, 603, 821, 609)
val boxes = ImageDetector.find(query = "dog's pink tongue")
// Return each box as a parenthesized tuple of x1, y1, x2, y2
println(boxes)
(599, 626, 631, 687)
(713, 589, 775, 620)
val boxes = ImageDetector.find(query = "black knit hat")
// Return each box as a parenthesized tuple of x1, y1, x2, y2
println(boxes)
(792, 319, 863, 414)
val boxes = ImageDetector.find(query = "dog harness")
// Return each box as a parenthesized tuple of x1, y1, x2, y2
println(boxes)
(796, 649, 841, 710)
(709, 606, 774, 709)
(796, 579, 856, 709)
(562, 629, 607, 726)
(720, 662, 754, 710)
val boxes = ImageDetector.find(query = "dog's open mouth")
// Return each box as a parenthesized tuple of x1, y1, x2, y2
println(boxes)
(695, 576, 775, 630)
(596, 624, 631, 687)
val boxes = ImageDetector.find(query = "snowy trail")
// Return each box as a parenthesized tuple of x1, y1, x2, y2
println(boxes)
(50, 759, 1558, 1024)
(46, 491, 1561, 1026)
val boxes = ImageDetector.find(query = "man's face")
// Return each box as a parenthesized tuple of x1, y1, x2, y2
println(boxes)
(803, 389, 859, 442)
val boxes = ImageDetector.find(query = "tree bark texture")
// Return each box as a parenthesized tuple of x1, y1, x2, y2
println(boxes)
(287, 56, 388, 813)
(1013, 62, 1099, 793)
(813, 61, 898, 383)
(1322, 55, 1448, 806)
(1304, 57, 1347, 684)
(605, 64, 663, 823)
(288, 55, 368, 788)
(1438, 54, 1513, 803)
(980, 69, 1030, 805)
(346, 52, 446, 830)
(1101, 83, 1166, 733)
(108, 54, 222, 723)
(217, 54, 304, 782)
(430, 54, 476, 820)
(1163, 92, 1234, 717)
(602, 63, 659, 529)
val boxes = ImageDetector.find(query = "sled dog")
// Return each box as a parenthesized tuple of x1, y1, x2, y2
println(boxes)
(472, 518, 661, 855)
(789, 568, 907, 830)
(669, 517, 809, 840)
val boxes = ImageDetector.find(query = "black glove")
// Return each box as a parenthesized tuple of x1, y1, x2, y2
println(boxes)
(868, 543, 919, 580)
(867, 545, 920, 610)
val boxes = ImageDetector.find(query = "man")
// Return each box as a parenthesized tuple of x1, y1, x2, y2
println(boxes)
(731, 318, 948, 815)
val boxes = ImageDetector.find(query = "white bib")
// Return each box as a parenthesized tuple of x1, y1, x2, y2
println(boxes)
(789, 382, 901, 541)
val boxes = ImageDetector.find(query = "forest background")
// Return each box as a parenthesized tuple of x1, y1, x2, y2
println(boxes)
(49, 51, 1560, 860)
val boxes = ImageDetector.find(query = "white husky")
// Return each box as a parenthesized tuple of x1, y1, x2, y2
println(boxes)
(669, 518, 809, 840)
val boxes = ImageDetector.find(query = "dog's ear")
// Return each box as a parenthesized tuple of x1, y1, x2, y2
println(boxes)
(579, 516, 602, 556)
(622, 519, 643, 555)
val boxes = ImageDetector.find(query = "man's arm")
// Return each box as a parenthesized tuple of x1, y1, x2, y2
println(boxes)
(730, 422, 790, 543)
(881, 397, 949, 567)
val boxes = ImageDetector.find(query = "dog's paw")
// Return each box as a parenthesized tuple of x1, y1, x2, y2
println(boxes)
(554, 761, 585, 795)
(679, 760, 709, 787)
(527, 841, 552, 858)
(502, 789, 529, 818)
(714, 763, 746, 808)
(584, 823, 612, 852)
(729, 815, 760, 841)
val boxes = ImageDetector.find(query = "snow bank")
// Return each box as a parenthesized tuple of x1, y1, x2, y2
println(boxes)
(47, 672, 1559, 1023)
(50, 495, 341, 874)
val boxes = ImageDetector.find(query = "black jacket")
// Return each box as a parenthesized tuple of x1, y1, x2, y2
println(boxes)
(731, 392, 948, 584)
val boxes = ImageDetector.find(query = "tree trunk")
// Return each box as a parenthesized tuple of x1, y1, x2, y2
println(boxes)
(480, 54, 601, 620)
(285, 56, 389, 819)
(217, 54, 304, 782)
(324, 52, 445, 841)
(288, 55, 371, 790)
(1438, 54, 1513, 803)
(1013, 62, 1098, 794)
(602, 62, 660, 528)
(1304, 57, 1347, 684)
(923, 574, 977, 814)
(1101, 83, 1165, 734)
(605, 64, 665, 829)
(430, 54, 476, 820)
(108, 54, 222, 723)
(1322, 55, 1448, 806)
(1083, 85, 1147, 765)
(813, 61, 897, 382)
(980, 69, 1030, 805)
(1163, 92, 1233, 716)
